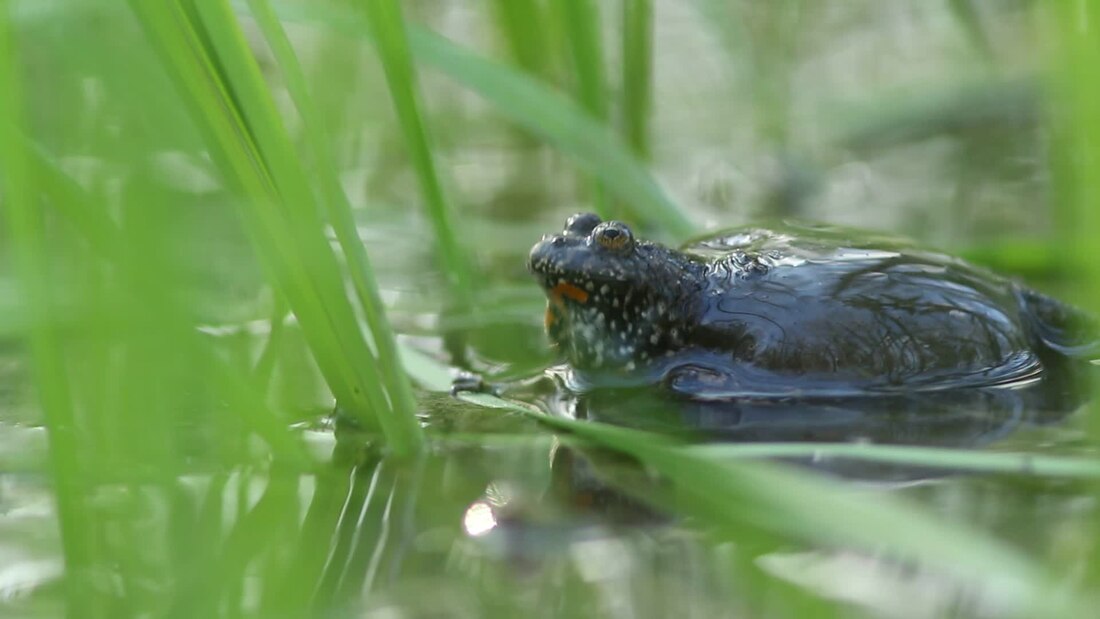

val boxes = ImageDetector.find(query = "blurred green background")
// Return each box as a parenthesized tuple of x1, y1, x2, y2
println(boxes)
(1, 1, 1099, 617)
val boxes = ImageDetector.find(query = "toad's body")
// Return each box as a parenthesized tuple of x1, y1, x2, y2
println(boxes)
(528, 214, 1091, 397)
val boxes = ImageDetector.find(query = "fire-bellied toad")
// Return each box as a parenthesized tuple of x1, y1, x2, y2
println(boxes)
(528, 213, 1094, 398)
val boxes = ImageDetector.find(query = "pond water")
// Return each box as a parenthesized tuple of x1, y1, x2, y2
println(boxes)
(4, 366, 1096, 618)
(0, 202, 1095, 618)
(3, 1, 1099, 618)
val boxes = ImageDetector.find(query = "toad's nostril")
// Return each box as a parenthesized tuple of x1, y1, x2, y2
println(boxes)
(551, 236, 566, 247)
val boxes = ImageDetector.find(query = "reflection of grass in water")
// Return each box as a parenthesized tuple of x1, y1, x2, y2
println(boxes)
(0, 1, 1098, 617)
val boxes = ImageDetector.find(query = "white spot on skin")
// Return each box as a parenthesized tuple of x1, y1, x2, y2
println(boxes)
(600, 284, 610, 294)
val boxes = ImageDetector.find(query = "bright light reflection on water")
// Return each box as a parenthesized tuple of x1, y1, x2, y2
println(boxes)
(463, 501, 497, 537)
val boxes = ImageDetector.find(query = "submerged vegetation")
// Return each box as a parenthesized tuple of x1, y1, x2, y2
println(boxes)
(0, 1, 1098, 617)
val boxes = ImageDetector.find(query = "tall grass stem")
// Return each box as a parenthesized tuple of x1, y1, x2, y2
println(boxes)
(247, 0, 421, 448)
(0, 7, 100, 615)
(621, 0, 653, 159)
(360, 0, 475, 309)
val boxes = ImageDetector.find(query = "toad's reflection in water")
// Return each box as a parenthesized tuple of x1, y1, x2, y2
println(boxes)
(541, 355, 1092, 481)
(563, 380, 1082, 447)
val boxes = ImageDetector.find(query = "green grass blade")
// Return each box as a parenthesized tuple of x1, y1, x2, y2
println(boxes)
(253, 295, 287, 392)
(359, 0, 474, 307)
(26, 140, 314, 467)
(408, 26, 694, 238)
(621, 0, 653, 159)
(246, 0, 419, 445)
(488, 0, 550, 77)
(1047, 3, 1100, 341)
(125, 2, 362, 410)
(688, 1, 802, 151)
(1046, 0, 1100, 590)
(232, 1, 696, 240)
(127, 1, 422, 455)
(555, 0, 612, 218)
(0, 7, 102, 616)
(556, 0, 608, 120)
(24, 141, 120, 254)
(690, 442, 1100, 479)
(190, 0, 422, 453)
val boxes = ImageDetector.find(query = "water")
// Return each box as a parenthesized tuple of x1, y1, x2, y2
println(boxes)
(0, 268, 1094, 618)
(3, 1, 1098, 617)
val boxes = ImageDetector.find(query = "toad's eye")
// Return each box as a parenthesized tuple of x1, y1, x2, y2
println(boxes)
(565, 212, 602, 236)
(592, 221, 634, 253)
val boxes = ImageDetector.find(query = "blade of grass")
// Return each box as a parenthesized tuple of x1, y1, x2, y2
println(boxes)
(1046, 0, 1100, 590)
(253, 294, 287, 392)
(359, 0, 474, 308)
(186, 0, 391, 419)
(127, 1, 422, 455)
(231, 1, 696, 240)
(0, 5, 102, 616)
(126, 1, 370, 418)
(11, 10, 317, 467)
(488, 0, 550, 78)
(690, 442, 1100, 479)
(193, 0, 424, 453)
(621, 0, 653, 159)
(246, 0, 419, 443)
(688, 1, 803, 152)
(1046, 0, 1100, 370)
(556, 0, 608, 120)
(409, 25, 693, 238)
(555, 0, 612, 217)
(264, 465, 352, 614)
(25, 138, 314, 466)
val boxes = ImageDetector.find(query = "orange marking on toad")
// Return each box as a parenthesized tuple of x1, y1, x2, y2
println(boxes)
(550, 282, 589, 304)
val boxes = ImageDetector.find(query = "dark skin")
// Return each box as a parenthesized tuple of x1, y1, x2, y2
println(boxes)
(529, 214, 1093, 398)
